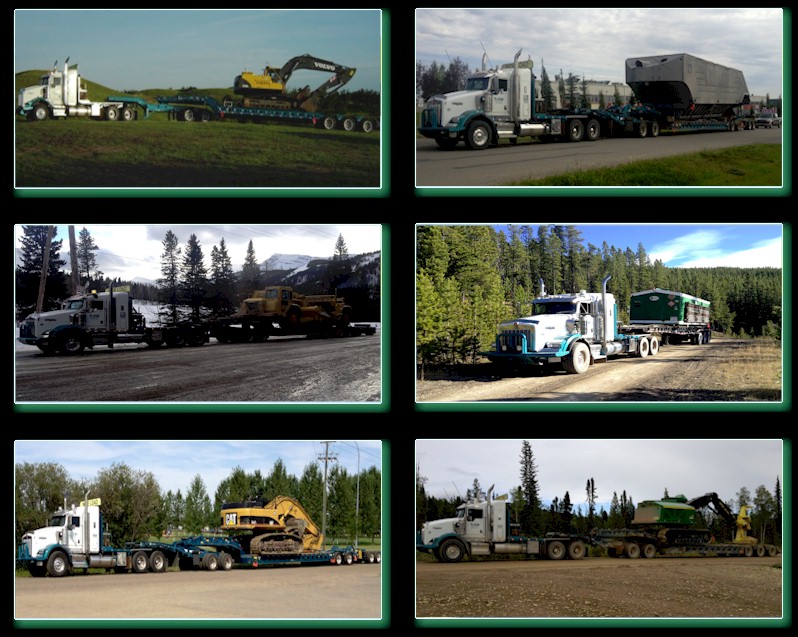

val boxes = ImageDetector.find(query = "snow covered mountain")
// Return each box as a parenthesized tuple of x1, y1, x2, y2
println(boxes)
(262, 254, 324, 273)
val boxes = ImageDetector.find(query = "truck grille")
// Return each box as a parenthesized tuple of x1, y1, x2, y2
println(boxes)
(498, 328, 534, 353)
(19, 320, 35, 339)
(422, 100, 443, 128)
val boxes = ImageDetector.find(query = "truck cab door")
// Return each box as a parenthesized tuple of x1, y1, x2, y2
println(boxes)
(65, 515, 83, 551)
(463, 507, 486, 540)
(85, 299, 106, 329)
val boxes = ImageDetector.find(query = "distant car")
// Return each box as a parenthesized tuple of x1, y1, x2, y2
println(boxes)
(755, 113, 782, 128)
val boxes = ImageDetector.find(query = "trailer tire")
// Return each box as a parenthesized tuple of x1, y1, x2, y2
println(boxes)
(343, 117, 356, 132)
(636, 121, 648, 138)
(625, 543, 641, 559)
(743, 545, 754, 557)
(563, 342, 591, 374)
(149, 550, 167, 573)
(360, 119, 374, 133)
(344, 552, 354, 565)
(568, 541, 586, 560)
(46, 551, 71, 577)
(639, 337, 650, 358)
(546, 540, 566, 560)
(132, 551, 150, 573)
(105, 106, 120, 121)
(465, 120, 492, 150)
(755, 545, 766, 557)
(585, 119, 601, 141)
(218, 552, 234, 571)
(202, 553, 219, 571)
(648, 337, 659, 356)
(364, 551, 375, 564)
(200, 109, 211, 122)
(30, 103, 50, 121)
(121, 106, 136, 122)
(643, 543, 657, 559)
(333, 552, 343, 565)
(439, 538, 466, 563)
(567, 119, 585, 142)
(767, 545, 778, 557)
(322, 116, 337, 130)
(649, 120, 660, 137)
(374, 551, 381, 563)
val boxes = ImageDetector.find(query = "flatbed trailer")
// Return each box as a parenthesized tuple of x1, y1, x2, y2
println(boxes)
(593, 529, 780, 559)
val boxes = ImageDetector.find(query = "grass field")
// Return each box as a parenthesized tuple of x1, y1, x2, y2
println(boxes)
(15, 117, 381, 189)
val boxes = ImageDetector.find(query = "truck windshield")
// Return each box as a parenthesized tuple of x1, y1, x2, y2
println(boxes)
(533, 302, 577, 314)
(66, 300, 85, 310)
(48, 514, 66, 526)
(465, 77, 489, 91)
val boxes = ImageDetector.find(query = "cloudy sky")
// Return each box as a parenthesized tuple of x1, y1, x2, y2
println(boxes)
(15, 9, 382, 93)
(14, 440, 382, 500)
(416, 8, 784, 98)
(491, 223, 784, 269)
(415, 439, 784, 512)
(14, 224, 382, 283)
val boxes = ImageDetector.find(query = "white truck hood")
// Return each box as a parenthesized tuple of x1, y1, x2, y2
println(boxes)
(421, 517, 459, 545)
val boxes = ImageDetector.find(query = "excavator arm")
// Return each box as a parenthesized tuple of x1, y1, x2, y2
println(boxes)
(688, 492, 755, 544)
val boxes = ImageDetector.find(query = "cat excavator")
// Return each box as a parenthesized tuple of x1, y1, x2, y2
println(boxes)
(230, 53, 356, 111)
(220, 495, 324, 556)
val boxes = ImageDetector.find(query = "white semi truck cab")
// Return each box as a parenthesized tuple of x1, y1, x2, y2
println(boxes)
(417, 485, 588, 562)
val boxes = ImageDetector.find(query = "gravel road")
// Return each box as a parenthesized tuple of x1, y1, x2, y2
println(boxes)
(15, 564, 382, 620)
(416, 556, 783, 618)
(15, 332, 381, 403)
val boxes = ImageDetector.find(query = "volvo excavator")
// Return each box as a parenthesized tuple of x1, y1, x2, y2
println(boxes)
(220, 496, 324, 556)
(228, 53, 356, 112)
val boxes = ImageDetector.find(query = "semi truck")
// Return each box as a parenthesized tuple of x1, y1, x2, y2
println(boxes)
(481, 276, 711, 373)
(17, 286, 374, 355)
(17, 58, 378, 132)
(592, 492, 780, 559)
(416, 485, 589, 563)
(418, 49, 753, 150)
(17, 494, 380, 577)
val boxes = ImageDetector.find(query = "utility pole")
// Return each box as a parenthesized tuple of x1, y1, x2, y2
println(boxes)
(318, 441, 338, 544)
(35, 226, 54, 313)
(68, 225, 80, 295)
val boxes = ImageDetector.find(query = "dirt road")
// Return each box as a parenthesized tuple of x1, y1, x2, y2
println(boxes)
(416, 336, 781, 403)
(15, 565, 382, 620)
(15, 332, 381, 403)
(416, 556, 782, 618)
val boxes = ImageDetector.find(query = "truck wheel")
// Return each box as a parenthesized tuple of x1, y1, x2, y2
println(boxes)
(200, 109, 211, 122)
(743, 545, 754, 557)
(360, 119, 374, 133)
(202, 553, 219, 571)
(567, 119, 584, 142)
(755, 545, 766, 557)
(218, 552, 234, 571)
(636, 121, 648, 138)
(767, 545, 778, 557)
(439, 538, 466, 563)
(563, 342, 590, 374)
(568, 541, 586, 560)
(121, 106, 136, 121)
(364, 551, 375, 564)
(642, 543, 657, 559)
(625, 543, 641, 559)
(343, 117, 356, 131)
(105, 106, 120, 121)
(182, 108, 196, 122)
(30, 103, 50, 121)
(649, 120, 660, 137)
(344, 552, 354, 565)
(546, 540, 566, 560)
(46, 551, 71, 577)
(585, 119, 601, 141)
(322, 116, 337, 130)
(132, 551, 150, 573)
(59, 334, 85, 355)
(333, 552, 343, 565)
(638, 337, 650, 358)
(648, 337, 659, 356)
(465, 121, 491, 150)
(149, 550, 167, 573)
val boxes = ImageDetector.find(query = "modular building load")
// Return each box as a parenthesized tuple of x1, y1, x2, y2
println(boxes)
(626, 289, 712, 344)
(17, 285, 374, 355)
(17, 494, 380, 577)
(417, 485, 588, 563)
(482, 276, 711, 374)
(592, 492, 780, 559)
(418, 48, 753, 150)
(17, 56, 378, 132)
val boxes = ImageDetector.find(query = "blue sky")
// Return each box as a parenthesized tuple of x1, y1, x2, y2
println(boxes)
(493, 224, 784, 269)
(14, 440, 382, 500)
(15, 9, 382, 93)
(416, 8, 784, 99)
(416, 439, 784, 512)
(14, 224, 382, 283)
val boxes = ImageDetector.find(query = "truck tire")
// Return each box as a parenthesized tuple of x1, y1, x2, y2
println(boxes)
(200, 109, 211, 122)
(149, 550, 167, 573)
(546, 540, 566, 560)
(323, 115, 337, 130)
(202, 553, 219, 571)
(567, 541, 586, 560)
(182, 108, 196, 122)
(121, 106, 136, 121)
(439, 538, 467, 563)
(642, 543, 657, 559)
(755, 545, 766, 557)
(343, 117, 356, 131)
(649, 120, 660, 137)
(625, 543, 641, 559)
(59, 333, 86, 355)
(585, 119, 601, 141)
(344, 552, 354, 565)
(635, 121, 648, 138)
(105, 106, 120, 121)
(563, 342, 590, 374)
(638, 336, 650, 358)
(567, 119, 584, 142)
(46, 551, 71, 577)
(132, 551, 150, 573)
(465, 120, 491, 150)
(218, 552, 234, 571)
(743, 545, 754, 557)
(30, 103, 50, 121)
(648, 336, 659, 356)
(333, 552, 343, 565)
(360, 119, 374, 133)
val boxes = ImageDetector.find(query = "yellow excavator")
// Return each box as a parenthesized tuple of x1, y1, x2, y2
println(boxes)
(220, 496, 324, 556)
(230, 53, 356, 112)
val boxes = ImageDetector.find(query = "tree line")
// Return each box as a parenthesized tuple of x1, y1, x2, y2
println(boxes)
(416, 440, 782, 547)
(16, 459, 381, 548)
(15, 226, 372, 323)
(416, 225, 782, 370)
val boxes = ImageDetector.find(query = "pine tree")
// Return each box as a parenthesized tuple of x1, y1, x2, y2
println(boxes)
(329, 233, 352, 293)
(157, 230, 181, 325)
(520, 440, 542, 535)
(209, 238, 235, 316)
(180, 234, 208, 322)
(15, 225, 68, 319)
(240, 240, 260, 296)
(76, 227, 103, 288)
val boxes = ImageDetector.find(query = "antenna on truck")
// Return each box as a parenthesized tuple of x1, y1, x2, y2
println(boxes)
(480, 42, 492, 70)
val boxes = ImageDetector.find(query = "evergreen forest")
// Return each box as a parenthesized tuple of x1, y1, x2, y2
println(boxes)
(416, 225, 782, 369)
